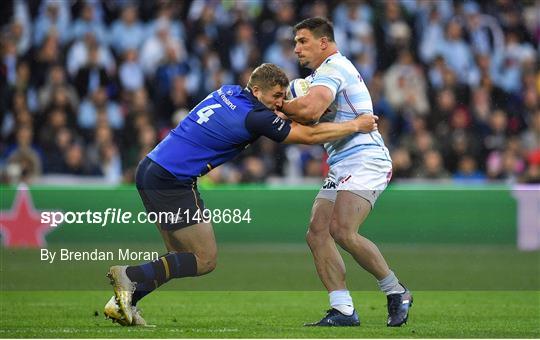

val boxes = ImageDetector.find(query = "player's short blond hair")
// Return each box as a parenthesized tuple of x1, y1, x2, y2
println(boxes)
(247, 63, 289, 91)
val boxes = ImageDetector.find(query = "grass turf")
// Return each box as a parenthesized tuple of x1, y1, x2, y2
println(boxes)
(1, 244, 539, 290)
(1, 244, 539, 337)
(0, 291, 539, 338)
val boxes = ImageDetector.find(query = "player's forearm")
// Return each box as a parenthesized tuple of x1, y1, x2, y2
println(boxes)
(306, 121, 358, 144)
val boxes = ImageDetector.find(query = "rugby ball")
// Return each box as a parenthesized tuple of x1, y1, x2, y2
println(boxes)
(286, 78, 310, 99)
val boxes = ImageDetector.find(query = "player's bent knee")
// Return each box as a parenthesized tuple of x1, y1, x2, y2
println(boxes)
(306, 227, 331, 247)
(194, 252, 217, 275)
(329, 225, 356, 250)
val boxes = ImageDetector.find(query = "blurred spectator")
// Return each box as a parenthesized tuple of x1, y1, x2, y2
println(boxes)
(67, 32, 115, 77)
(61, 142, 101, 176)
(522, 2, 540, 53)
(384, 49, 429, 117)
(521, 110, 540, 152)
(434, 19, 479, 85)
(86, 124, 114, 169)
(140, 19, 185, 77)
(118, 49, 145, 93)
(2, 34, 18, 86)
(463, 1, 504, 56)
(3, 125, 42, 184)
(495, 149, 525, 182)
(416, 149, 451, 179)
(229, 21, 259, 76)
(200, 164, 242, 185)
(39, 64, 79, 110)
(122, 123, 157, 183)
(258, 1, 295, 53)
(419, 6, 445, 64)
(453, 154, 486, 181)
(44, 86, 78, 120)
(469, 86, 491, 134)
(333, 0, 373, 34)
(108, 5, 145, 55)
(427, 55, 447, 90)
(70, 2, 107, 45)
(2, 107, 32, 143)
(369, 72, 397, 132)
(299, 145, 325, 177)
(522, 150, 540, 183)
(332, 2, 373, 59)
(444, 131, 481, 173)
(352, 49, 377, 85)
(188, 3, 221, 50)
(375, 1, 412, 70)
(147, 2, 186, 42)
(483, 109, 509, 154)
(38, 107, 70, 152)
(430, 88, 456, 133)
(41, 127, 73, 173)
(31, 32, 62, 87)
(390, 147, 413, 178)
(12, 60, 38, 112)
(264, 27, 299, 80)
(0, 0, 537, 184)
(74, 43, 114, 98)
(491, 31, 536, 94)
(157, 75, 191, 128)
(33, 1, 71, 47)
(97, 141, 122, 184)
(408, 131, 438, 170)
(7, 20, 31, 57)
(78, 87, 123, 131)
(241, 156, 267, 183)
(154, 45, 190, 100)
(2, 91, 31, 142)
(302, 1, 330, 23)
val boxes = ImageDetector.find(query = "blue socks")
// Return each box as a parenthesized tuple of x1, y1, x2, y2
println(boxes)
(125, 252, 198, 305)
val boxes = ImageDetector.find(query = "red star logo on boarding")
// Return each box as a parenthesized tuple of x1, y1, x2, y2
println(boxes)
(0, 185, 53, 248)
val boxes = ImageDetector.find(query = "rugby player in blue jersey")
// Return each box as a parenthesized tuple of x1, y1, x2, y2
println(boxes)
(281, 18, 412, 327)
(104, 63, 379, 326)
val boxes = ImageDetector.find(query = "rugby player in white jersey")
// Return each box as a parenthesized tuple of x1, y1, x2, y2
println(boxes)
(281, 17, 412, 327)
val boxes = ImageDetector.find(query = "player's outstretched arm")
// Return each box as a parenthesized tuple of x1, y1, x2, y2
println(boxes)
(281, 86, 333, 124)
(283, 114, 378, 145)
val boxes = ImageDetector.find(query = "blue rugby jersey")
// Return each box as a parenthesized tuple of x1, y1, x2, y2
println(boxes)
(148, 85, 291, 180)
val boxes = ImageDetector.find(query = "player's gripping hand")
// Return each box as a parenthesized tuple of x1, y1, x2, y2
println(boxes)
(353, 114, 379, 133)
(274, 110, 289, 120)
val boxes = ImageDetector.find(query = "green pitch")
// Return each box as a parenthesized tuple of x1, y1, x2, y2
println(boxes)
(1, 244, 539, 337)
(1, 291, 539, 338)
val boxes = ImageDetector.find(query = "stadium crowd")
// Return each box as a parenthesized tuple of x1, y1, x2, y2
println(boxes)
(1, 0, 539, 185)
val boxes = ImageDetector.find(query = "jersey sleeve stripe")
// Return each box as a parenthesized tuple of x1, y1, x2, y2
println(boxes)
(343, 90, 361, 116)
(290, 81, 298, 97)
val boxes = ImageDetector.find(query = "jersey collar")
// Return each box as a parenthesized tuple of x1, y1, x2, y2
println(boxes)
(243, 87, 266, 109)
(311, 50, 341, 77)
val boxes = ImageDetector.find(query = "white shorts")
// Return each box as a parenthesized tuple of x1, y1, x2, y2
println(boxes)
(316, 153, 392, 208)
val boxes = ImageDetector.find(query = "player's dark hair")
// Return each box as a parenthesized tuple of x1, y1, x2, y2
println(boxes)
(294, 17, 335, 42)
(247, 63, 289, 91)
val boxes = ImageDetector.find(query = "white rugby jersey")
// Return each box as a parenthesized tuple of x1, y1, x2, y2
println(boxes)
(306, 51, 391, 166)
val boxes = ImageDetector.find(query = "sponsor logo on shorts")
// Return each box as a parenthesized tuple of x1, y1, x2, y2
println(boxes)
(322, 178, 336, 189)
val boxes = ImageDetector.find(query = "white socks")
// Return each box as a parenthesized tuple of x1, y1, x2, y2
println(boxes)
(329, 272, 404, 315)
(329, 289, 354, 316)
(377, 271, 405, 295)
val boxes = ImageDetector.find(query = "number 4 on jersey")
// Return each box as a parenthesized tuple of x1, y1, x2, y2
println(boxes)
(196, 104, 222, 124)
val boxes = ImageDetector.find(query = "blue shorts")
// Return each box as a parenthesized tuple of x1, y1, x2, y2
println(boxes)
(135, 157, 205, 230)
